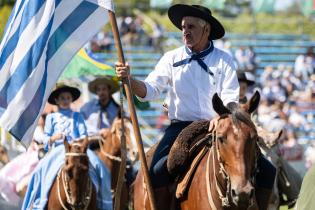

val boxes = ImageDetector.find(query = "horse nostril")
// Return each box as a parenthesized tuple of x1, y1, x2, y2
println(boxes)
(232, 189, 237, 197)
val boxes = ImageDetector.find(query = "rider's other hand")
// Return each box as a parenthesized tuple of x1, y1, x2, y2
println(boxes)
(50, 133, 64, 143)
(115, 62, 130, 80)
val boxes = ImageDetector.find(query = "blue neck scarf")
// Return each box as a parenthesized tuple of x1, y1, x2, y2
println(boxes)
(173, 41, 214, 76)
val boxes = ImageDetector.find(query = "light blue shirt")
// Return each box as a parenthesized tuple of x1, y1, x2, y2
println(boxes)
(43, 108, 87, 150)
(80, 99, 119, 135)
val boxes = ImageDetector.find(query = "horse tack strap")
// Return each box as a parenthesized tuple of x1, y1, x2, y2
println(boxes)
(65, 152, 87, 157)
(206, 150, 218, 210)
(57, 169, 70, 210)
(176, 146, 209, 198)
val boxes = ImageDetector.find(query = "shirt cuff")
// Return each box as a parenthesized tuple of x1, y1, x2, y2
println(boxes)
(136, 81, 155, 102)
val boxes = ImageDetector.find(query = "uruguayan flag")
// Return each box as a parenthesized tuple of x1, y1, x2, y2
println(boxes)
(0, 0, 114, 147)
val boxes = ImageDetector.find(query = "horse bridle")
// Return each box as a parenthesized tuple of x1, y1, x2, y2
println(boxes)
(98, 126, 134, 165)
(57, 152, 92, 210)
(98, 135, 123, 162)
(206, 121, 259, 209)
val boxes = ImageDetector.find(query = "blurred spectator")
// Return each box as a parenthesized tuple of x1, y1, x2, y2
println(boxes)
(294, 47, 315, 80)
(33, 114, 46, 145)
(151, 20, 165, 54)
(305, 142, 315, 169)
(214, 38, 233, 57)
(156, 109, 169, 133)
(234, 46, 258, 72)
(280, 129, 304, 161)
(260, 65, 274, 84)
(119, 16, 132, 37)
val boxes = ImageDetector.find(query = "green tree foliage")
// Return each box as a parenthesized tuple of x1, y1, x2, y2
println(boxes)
(0, 5, 12, 40)
(0, 0, 15, 6)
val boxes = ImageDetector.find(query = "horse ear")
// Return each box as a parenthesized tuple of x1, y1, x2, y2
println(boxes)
(64, 137, 70, 153)
(212, 93, 231, 116)
(247, 91, 260, 114)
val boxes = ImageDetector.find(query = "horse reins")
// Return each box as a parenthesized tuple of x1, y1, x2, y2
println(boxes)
(206, 129, 231, 209)
(57, 152, 92, 210)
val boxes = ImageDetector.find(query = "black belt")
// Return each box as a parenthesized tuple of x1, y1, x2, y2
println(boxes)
(170, 119, 193, 124)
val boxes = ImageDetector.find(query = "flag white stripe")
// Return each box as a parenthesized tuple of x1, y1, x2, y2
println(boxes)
(0, 0, 54, 90)
(87, 0, 114, 11)
(0, 0, 25, 53)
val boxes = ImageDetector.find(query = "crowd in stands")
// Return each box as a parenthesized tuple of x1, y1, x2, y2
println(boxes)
(87, 15, 165, 54)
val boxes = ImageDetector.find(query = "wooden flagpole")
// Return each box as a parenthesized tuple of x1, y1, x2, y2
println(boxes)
(108, 11, 157, 210)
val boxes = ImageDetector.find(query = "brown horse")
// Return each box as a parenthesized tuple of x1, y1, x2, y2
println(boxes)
(134, 92, 261, 210)
(0, 144, 9, 167)
(95, 116, 137, 210)
(46, 138, 97, 210)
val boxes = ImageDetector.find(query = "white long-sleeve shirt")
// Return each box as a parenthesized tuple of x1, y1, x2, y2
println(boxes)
(140, 45, 239, 121)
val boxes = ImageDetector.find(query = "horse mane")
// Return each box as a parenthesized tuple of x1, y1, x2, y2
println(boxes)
(230, 107, 257, 132)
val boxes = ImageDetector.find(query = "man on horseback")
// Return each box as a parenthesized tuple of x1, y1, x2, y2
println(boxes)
(116, 4, 275, 209)
(80, 76, 120, 136)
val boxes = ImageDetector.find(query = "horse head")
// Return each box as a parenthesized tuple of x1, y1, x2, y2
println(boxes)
(63, 138, 92, 210)
(0, 144, 9, 165)
(212, 93, 259, 208)
(100, 116, 138, 163)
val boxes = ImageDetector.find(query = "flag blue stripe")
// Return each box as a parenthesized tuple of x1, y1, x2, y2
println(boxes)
(0, 18, 54, 108)
(9, 66, 47, 140)
(0, 0, 63, 71)
(9, 2, 98, 139)
(47, 1, 98, 60)
(0, 0, 46, 70)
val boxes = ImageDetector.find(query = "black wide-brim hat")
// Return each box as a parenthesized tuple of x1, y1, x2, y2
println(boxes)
(48, 85, 81, 105)
(168, 4, 225, 40)
(237, 71, 255, 86)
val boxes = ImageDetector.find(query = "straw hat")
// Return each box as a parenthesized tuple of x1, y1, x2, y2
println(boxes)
(88, 76, 119, 94)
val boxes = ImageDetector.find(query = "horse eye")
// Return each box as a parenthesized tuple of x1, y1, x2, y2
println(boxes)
(67, 171, 73, 178)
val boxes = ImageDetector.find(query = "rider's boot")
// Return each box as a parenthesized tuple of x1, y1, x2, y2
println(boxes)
(145, 187, 172, 210)
(255, 187, 272, 210)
